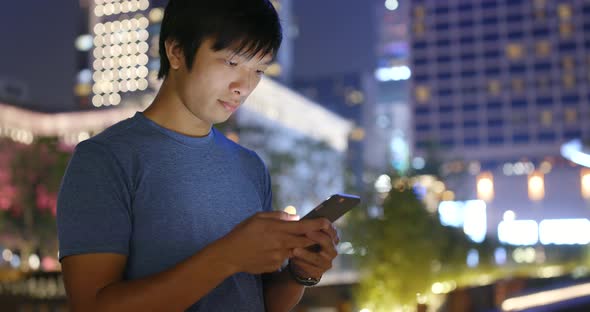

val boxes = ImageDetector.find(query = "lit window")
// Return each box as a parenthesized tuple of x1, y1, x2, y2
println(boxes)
(528, 171, 545, 201)
(565, 108, 577, 124)
(534, 0, 545, 8)
(74, 83, 92, 97)
(561, 56, 575, 71)
(414, 6, 425, 19)
(506, 43, 524, 60)
(540, 110, 552, 126)
(581, 168, 590, 200)
(149, 8, 164, 23)
(265, 63, 282, 77)
(346, 90, 365, 106)
(535, 41, 550, 57)
(562, 74, 575, 89)
(558, 4, 572, 20)
(511, 78, 524, 93)
(413, 23, 425, 36)
(350, 127, 365, 141)
(415, 86, 430, 103)
(477, 172, 494, 202)
(560, 23, 573, 38)
(488, 80, 501, 95)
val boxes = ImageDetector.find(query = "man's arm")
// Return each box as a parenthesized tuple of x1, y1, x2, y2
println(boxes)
(263, 222, 341, 312)
(62, 212, 326, 312)
(62, 239, 234, 312)
(262, 269, 306, 312)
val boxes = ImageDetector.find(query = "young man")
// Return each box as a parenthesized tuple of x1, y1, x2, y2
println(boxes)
(56, 0, 339, 311)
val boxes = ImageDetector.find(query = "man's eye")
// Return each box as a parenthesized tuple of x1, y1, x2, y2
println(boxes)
(256, 70, 265, 76)
(226, 60, 238, 66)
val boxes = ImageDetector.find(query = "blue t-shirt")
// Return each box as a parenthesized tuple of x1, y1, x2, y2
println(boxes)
(57, 112, 273, 311)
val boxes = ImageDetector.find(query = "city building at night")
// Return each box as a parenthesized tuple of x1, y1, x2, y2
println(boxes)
(88, 0, 157, 108)
(289, 0, 413, 185)
(409, 0, 590, 242)
(293, 72, 371, 187)
(370, 0, 412, 174)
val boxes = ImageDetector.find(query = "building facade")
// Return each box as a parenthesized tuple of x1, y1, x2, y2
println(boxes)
(409, 0, 590, 242)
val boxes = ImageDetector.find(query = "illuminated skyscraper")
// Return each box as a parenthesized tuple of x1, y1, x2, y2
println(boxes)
(409, 0, 590, 238)
(88, 0, 154, 108)
(409, 0, 589, 162)
(370, 0, 412, 174)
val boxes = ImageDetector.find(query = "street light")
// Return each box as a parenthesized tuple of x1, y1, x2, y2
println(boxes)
(528, 171, 545, 201)
(477, 172, 494, 202)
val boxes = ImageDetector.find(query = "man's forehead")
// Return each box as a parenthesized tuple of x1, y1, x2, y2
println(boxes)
(228, 49, 274, 64)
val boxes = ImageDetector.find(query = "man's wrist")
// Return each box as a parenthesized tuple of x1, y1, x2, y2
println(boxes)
(287, 261, 321, 287)
(206, 237, 240, 276)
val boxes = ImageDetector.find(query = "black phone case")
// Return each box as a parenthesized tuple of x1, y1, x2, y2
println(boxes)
(301, 194, 361, 223)
(300, 194, 360, 253)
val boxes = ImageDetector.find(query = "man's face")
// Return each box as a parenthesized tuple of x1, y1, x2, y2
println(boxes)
(174, 38, 273, 125)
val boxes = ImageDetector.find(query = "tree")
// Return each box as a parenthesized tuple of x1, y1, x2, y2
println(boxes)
(349, 178, 495, 311)
(0, 137, 72, 268)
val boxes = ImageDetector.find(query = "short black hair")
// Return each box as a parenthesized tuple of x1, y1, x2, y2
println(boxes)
(158, 0, 283, 79)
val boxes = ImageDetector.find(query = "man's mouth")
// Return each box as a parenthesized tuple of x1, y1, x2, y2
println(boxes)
(218, 100, 239, 113)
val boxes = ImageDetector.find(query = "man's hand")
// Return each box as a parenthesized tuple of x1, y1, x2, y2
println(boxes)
(219, 211, 331, 275)
(288, 219, 339, 280)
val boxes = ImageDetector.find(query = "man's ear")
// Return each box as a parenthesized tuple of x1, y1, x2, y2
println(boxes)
(164, 38, 184, 71)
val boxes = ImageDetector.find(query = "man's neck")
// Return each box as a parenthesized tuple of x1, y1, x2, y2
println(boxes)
(143, 78, 212, 138)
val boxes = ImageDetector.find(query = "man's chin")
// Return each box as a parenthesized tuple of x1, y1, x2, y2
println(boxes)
(211, 114, 232, 125)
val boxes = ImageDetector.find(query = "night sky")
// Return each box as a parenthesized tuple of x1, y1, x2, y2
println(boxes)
(0, 1, 80, 112)
(0, 0, 377, 112)
(292, 0, 377, 79)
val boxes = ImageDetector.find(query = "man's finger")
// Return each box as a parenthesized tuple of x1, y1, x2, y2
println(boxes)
(290, 260, 323, 280)
(321, 224, 338, 243)
(293, 247, 331, 271)
(279, 234, 317, 249)
(305, 231, 337, 257)
(277, 218, 330, 235)
(306, 231, 332, 247)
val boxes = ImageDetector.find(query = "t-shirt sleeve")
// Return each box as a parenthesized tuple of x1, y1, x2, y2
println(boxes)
(261, 164, 273, 213)
(56, 140, 132, 262)
(251, 151, 273, 213)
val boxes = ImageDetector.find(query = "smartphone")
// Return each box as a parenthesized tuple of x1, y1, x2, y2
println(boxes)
(301, 193, 361, 223)
(300, 194, 360, 252)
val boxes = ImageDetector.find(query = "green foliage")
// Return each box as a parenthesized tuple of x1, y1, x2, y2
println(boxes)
(349, 179, 495, 310)
(1, 137, 72, 252)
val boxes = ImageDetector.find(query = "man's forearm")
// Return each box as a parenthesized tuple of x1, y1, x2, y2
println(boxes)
(92, 241, 235, 312)
(263, 269, 306, 312)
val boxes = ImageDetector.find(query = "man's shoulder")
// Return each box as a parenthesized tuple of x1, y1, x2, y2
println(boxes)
(214, 129, 267, 173)
(72, 115, 142, 166)
(90, 114, 140, 145)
